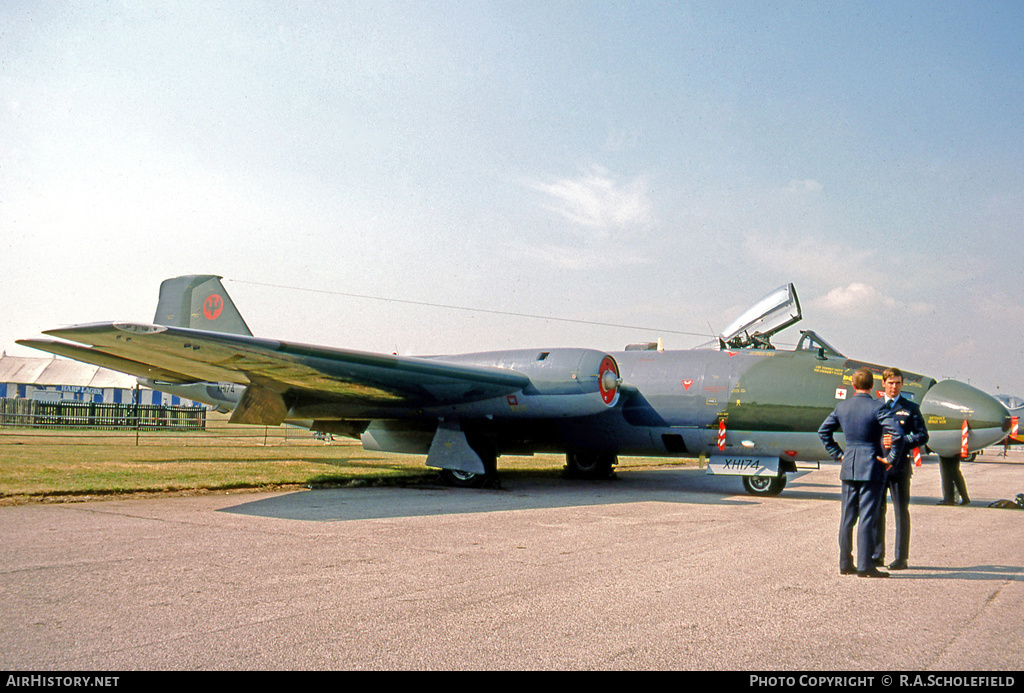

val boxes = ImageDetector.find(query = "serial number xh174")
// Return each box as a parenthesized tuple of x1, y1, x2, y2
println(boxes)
(20, 277, 1011, 495)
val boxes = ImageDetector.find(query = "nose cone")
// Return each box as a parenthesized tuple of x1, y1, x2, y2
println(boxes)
(921, 380, 1011, 457)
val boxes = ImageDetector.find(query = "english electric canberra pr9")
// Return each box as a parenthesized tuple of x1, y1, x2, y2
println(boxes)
(20, 276, 1011, 495)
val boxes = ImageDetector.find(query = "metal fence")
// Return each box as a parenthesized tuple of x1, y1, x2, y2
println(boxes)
(0, 398, 206, 431)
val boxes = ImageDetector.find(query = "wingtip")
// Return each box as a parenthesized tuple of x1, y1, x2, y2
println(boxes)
(39, 322, 121, 341)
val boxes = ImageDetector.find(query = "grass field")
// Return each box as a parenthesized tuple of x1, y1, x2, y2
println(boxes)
(0, 414, 695, 504)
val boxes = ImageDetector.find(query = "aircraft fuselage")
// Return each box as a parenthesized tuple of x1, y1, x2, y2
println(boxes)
(148, 343, 1010, 469)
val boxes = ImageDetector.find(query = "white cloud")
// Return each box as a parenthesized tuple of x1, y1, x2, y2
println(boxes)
(810, 283, 932, 317)
(812, 283, 894, 314)
(526, 165, 654, 238)
(514, 165, 656, 269)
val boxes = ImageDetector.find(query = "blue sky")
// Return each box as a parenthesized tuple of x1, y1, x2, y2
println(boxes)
(2, 1, 1022, 394)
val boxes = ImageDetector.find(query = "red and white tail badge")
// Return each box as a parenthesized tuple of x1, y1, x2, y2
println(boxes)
(913, 447, 922, 467)
(598, 356, 621, 406)
(718, 419, 726, 451)
(960, 420, 970, 459)
(203, 294, 224, 321)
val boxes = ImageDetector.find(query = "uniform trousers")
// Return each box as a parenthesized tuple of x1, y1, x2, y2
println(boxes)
(874, 475, 911, 564)
(939, 457, 969, 503)
(840, 479, 885, 573)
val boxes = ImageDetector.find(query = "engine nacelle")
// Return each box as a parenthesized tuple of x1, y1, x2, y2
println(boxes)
(423, 348, 621, 418)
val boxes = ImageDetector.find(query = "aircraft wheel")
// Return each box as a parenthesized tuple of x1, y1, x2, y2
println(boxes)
(564, 451, 617, 479)
(438, 439, 497, 489)
(438, 468, 493, 488)
(742, 473, 787, 496)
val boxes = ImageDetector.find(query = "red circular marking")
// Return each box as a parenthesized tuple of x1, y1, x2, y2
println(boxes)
(598, 355, 619, 406)
(203, 294, 224, 320)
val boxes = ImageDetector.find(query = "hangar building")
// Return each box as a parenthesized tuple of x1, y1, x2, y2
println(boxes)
(0, 352, 201, 406)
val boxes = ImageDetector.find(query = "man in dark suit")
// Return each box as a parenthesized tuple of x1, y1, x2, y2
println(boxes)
(819, 368, 904, 578)
(873, 368, 929, 571)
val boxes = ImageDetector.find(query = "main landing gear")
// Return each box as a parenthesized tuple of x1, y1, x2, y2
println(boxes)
(439, 449, 619, 488)
(742, 473, 787, 496)
(564, 451, 618, 480)
(436, 439, 497, 489)
(438, 468, 494, 488)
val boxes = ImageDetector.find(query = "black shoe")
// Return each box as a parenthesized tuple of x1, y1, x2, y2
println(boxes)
(873, 557, 885, 567)
(840, 567, 857, 575)
(937, 500, 955, 506)
(959, 499, 971, 506)
(858, 568, 890, 578)
(888, 560, 908, 570)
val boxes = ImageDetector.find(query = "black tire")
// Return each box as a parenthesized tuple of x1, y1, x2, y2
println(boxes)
(742, 473, 787, 496)
(564, 451, 617, 479)
(438, 438, 497, 488)
(438, 468, 493, 488)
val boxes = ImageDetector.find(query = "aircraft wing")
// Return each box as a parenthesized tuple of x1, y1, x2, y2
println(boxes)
(19, 322, 531, 422)
(16, 337, 204, 384)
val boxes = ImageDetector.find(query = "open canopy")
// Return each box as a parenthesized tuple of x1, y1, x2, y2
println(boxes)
(719, 283, 802, 350)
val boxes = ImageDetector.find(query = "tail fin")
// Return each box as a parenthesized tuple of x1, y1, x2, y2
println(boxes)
(153, 275, 253, 336)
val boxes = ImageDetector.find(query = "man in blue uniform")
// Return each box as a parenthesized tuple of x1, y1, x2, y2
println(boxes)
(819, 368, 904, 578)
(873, 368, 929, 571)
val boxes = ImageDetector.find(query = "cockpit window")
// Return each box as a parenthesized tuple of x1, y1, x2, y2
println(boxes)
(718, 283, 801, 350)
(796, 330, 845, 357)
(996, 394, 1023, 410)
